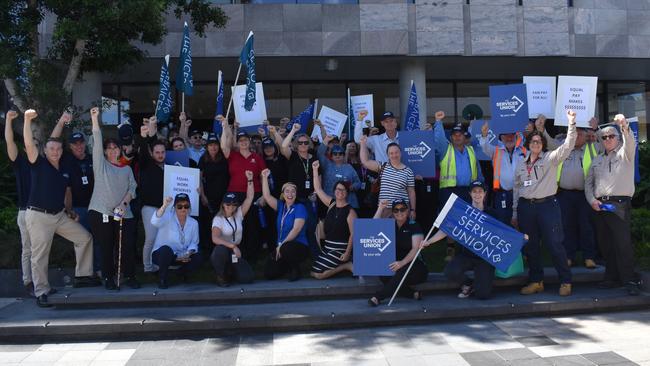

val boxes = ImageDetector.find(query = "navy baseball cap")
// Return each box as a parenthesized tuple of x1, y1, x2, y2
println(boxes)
(391, 198, 409, 208)
(222, 192, 239, 205)
(381, 111, 395, 120)
(174, 193, 190, 206)
(469, 180, 486, 191)
(262, 138, 275, 147)
(69, 132, 85, 143)
(118, 124, 134, 145)
(331, 145, 344, 154)
(236, 131, 250, 141)
(451, 123, 466, 134)
(206, 133, 219, 144)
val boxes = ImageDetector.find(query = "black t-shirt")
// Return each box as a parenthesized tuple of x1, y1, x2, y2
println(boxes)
(61, 151, 94, 207)
(287, 151, 316, 200)
(198, 157, 230, 204)
(264, 155, 289, 198)
(395, 221, 423, 261)
(12, 154, 31, 209)
(28, 155, 71, 213)
(136, 136, 164, 208)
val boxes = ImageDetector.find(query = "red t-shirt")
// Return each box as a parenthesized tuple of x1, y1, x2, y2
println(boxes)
(227, 151, 267, 193)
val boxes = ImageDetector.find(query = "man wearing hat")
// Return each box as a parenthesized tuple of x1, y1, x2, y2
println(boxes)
(433, 111, 483, 260)
(365, 111, 399, 163)
(585, 115, 640, 295)
(178, 111, 205, 164)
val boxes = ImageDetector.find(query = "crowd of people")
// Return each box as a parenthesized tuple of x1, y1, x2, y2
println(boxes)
(4, 104, 641, 308)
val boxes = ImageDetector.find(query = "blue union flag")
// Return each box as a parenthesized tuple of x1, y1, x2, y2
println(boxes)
(404, 81, 420, 131)
(240, 31, 256, 111)
(175, 22, 194, 96)
(155, 55, 173, 123)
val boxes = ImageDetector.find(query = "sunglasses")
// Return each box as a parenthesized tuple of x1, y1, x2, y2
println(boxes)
(297, 141, 310, 145)
(176, 204, 190, 210)
(392, 207, 408, 213)
(332, 152, 344, 156)
(601, 134, 616, 141)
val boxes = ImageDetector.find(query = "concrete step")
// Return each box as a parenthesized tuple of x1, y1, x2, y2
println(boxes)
(1, 283, 648, 343)
(48, 267, 605, 309)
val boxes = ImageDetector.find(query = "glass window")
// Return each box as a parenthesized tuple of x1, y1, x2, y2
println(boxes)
(426, 82, 454, 125)
(456, 82, 502, 127)
(607, 82, 648, 141)
(294, 82, 346, 120)
(349, 82, 399, 127)
(263, 83, 291, 121)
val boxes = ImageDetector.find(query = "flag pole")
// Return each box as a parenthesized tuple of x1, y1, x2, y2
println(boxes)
(347, 88, 351, 138)
(224, 62, 243, 121)
(387, 222, 438, 307)
(182, 92, 185, 113)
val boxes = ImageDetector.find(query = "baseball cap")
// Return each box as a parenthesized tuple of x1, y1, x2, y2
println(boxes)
(381, 111, 395, 120)
(206, 133, 219, 144)
(222, 192, 239, 205)
(236, 131, 250, 141)
(69, 132, 85, 143)
(118, 124, 134, 145)
(469, 180, 486, 191)
(173, 193, 191, 206)
(451, 123, 466, 134)
(262, 138, 275, 147)
(331, 145, 344, 154)
(391, 198, 409, 208)
(189, 129, 202, 138)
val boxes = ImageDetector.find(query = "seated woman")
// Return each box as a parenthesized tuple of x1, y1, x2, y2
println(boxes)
(260, 169, 310, 281)
(210, 171, 256, 287)
(368, 199, 428, 307)
(421, 180, 498, 300)
(150, 193, 203, 289)
(310, 160, 357, 279)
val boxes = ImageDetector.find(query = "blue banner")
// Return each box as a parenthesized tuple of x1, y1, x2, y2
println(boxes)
(165, 149, 190, 167)
(287, 101, 315, 134)
(404, 82, 420, 131)
(240, 32, 256, 111)
(213, 70, 224, 137)
(399, 130, 436, 178)
(489, 84, 529, 135)
(175, 22, 193, 96)
(434, 194, 526, 272)
(469, 120, 496, 161)
(353, 219, 396, 276)
(155, 55, 173, 123)
(630, 121, 640, 183)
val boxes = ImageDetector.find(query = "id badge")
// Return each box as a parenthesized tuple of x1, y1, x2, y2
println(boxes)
(231, 254, 238, 264)
(305, 180, 311, 189)
(102, 214, 109, 223)
(523, 180, 533, 187)
(426, 185, 432, 193)
(81, 176, 89, 185)
(361, 182, 366, 190)
(501, 200, 507, 209)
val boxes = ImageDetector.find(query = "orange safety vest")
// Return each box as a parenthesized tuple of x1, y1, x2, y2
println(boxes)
(492, 134, 527, 190)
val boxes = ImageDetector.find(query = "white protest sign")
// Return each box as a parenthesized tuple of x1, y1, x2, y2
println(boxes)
(311, 105, 348, 142)
(232, 82, 267, 128)
(523, 76, 556, 119)
(554, 76, 598, 127)
(351, 94, 374, 142)
(163, 165, 200, 216)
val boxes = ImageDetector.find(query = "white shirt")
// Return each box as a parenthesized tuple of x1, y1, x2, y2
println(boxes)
(212, 208, 244, 245)
(151, 209, 199, 256)
(366, 131, 399, 163)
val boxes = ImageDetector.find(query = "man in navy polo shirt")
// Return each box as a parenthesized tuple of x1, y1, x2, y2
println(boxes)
(23, 109, 97, 307)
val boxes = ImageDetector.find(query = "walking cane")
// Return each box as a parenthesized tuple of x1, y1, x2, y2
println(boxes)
(116, 217, 123, 291)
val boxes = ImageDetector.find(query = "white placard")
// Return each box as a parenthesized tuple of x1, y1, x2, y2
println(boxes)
(351, 94, 374, 142)
(523, 76, 556, 119)
(163, 165, 200, 217)
(232, 82, 267, 128)
(311, 105, 348, 142)
(554, 76, 598, 127)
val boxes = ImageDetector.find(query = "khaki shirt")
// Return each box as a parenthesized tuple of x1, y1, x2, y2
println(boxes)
(585, 125, 635, 204)
(513, 122, 577, 219)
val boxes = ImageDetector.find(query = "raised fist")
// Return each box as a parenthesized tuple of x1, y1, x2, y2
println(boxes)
(359, 135, 368, 145)
(261, 169, 271, 179)
(6, 110, 18, 121)
(435, 111, 445, 121)
(60, 112, 72, 125)
(179, 111, 187, 123)
(140, 125, 150, 138)
(90, 107, 100, 119)
(245, 170, 253, 180)
(481, 121, 489, 137)
(267, 125, 276, 134)
(535, 114, 546, 132)
(566, 110, 576, 124)
(312, 160, 320, 170)
(292, 123, 301, 132)
(164, 196, 173, 206)
(614, 114, 627, 127)
(24, 109, 38, 120)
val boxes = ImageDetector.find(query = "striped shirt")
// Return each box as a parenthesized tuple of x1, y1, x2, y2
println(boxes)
(378, 163, 415, 207)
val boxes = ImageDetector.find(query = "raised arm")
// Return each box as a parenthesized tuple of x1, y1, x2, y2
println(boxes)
(615, 114, 635, 163)
(547, 110, 577, 165)
(152, 196, 173, 227)
(90, 107, 105, 170)
(241, 170, 256, 216)
(267, 125, 283, 147)
(218, 115, 232, 159)
(50, 111, 72, 139)
(359, 135, 381, 172)
(23, 109, 39, 163)
(478, 121, 497, 158)
(281, 123, 301, 159)
(373, 199, 388, 219)
(314, 119, 327, 141)
(260, 169, 278, 210)
(311, 160, 332, 205)
(4, 110, 19, 161)
(178, 112, 190, 143)
(433, 111, 449, 160)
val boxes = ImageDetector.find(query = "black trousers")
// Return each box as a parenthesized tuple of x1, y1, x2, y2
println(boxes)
(88, 210, 136, 279)
(210, 245, 254, 284)
(264, 241, 309, 279)
(592, 198, 636, 283)
(234, 192, 263, 262)
(152, 245, 203, 282)
(444, 251, 495, 300)
(375, 260, 428, 301)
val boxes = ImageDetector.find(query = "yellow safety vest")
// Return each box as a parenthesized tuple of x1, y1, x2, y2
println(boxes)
(556, 143, 597, 183)
(440, 144, 478, 189)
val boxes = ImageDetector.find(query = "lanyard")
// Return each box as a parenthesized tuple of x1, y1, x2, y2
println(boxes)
(360, 166, 367, 181)
(526, 157, 539, 177)
(299, 155, 310, 180)
(279, 204, 294, 242)
(224, 215, 238, 242)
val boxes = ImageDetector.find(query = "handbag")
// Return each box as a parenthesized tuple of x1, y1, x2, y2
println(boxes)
(370, 162, 386, 194)
(495, 253, 525, 279)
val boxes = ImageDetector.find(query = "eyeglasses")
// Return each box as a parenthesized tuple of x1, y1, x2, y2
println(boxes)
(332, 152, 344, 156)
(529, 140, 543, 145)
(601, 134, 617, 141)
(176, 204, 190, 210)
(335, 187, 347, 192)
(392, 207, 408, 213)
(297, 141, 310, 145)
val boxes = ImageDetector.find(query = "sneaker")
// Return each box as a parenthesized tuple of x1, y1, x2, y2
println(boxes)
(520, 281, 544, 295)
(73, 276, 102, 288)
(104, 277, 117, 291)
(444, 247, 455, 262)
(458, 285, 473, 299)
(584, 259, 597, 269)
(626, 281, 641, 296)
(24, 282, 35, 297)
(124, 277, 141, 289)
(559, 283, 572, 296)
(36, 294, 52, 308)
(368, 297, 380, 307)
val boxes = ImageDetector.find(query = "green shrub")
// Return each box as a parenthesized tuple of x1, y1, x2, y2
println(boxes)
(632, 208, 650, 269)
(633, 141, 650, 208)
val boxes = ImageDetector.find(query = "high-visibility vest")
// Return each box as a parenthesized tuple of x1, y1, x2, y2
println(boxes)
(556, 143, 597, 183)
(440, 144, 478, 189)
(492, 135, 526, 190)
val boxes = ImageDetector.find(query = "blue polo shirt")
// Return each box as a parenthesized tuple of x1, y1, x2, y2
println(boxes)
(276, 201, 308, 246)
(27, 155, 71, 213)
(61, 152, 94, 207)
(12, 154, 31, 210)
